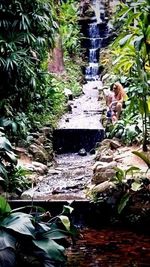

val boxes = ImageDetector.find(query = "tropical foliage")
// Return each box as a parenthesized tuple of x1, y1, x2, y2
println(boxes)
(88, 163, 150, 217)
(0, 196, 76, 267)
(0, 129, 17, 187)
(0, 0, 56, 114)
(0, 129, 31, 194)
(111, 0, 150, 150)
(58, 0, 81, 57)
(0, 0, 82, 140)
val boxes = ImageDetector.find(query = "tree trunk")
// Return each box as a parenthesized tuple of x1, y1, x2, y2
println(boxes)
(48, 34, 65, 73)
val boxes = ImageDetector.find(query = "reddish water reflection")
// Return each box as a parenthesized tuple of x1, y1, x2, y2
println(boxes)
(66, 227, 150, 267)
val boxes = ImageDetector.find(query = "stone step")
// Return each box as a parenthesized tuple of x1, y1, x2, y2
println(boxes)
(53, 128, 104, 153)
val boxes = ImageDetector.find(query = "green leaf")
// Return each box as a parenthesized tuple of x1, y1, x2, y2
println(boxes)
(37, 223, 51, 232)
(0, 234, 16, 267)
(114, 167, 125, 182)
(33, 239, 65, 262)
(125, 166, 141, 176)
(0, 137, 12, 152)
(43, 229, 68, 240)
(119, 34, 133, 46)
(1, 212, 35, 237)
(58, 215, 70, 231)
(5, 152, 17, 164)
(0, 163, 8, 178)
(0, 196, 11, 215)
(62, 205, 73, 215)
(134, 35, 144, 51)
(147, 96, 150, 111)
(118, 193, 130, 214)
(146, 25, 150, 39)
(0, 230, 16, 250)
(138, 99, 145, 114)
(131, 181, 142, 191)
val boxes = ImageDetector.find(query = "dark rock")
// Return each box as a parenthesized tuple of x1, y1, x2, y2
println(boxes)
(78, 148, 87, 156)
(89, 148, 95, 154)
(40, 127, 52, 137)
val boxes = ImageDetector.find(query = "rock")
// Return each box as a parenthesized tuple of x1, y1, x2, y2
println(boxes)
(93, 161, 117, 172)
(29, 133, 39, 138)
(36, 135, 45, 144)
(92, 181, 116, 193)
(40, 127, 52, 137)
(110, 139, 121, 149)
(101, 73, 110, 83)
(99, 139, 111, 147)
(64, 88, 73, 100)
(92, 161, 117, 185)
(99, 155, 114, 163)
(95, 148, 113, 161)
(92, 169, 116, 184)
(28, 144, 50, 164)
(78, 148, 87, 156)
(67, 104, 72, 113)
(48, 169, 62, 175)
(21, 187, 38, 199)
(95, 138, 115, 161)
(32, 161, 48, 174)
(89, 148, 95, 154)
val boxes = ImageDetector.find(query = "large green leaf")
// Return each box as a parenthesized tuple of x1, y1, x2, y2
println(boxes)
(0, 247, 16, 267)
(5, 151, 17, 164)
(0, 230, 16, 250)
(0, 137, 12, 152)
(1, 212, 35, 237)
(0, 196, 11, 215)
(42, 229, 68, 240)
(118, 193, 130, 214)
(119, 34, 133, 46)
(33, 238, 65, 262)
(0, 163, 8, 178)
(37, 223, 51, 233)
(58, 215, 70, 231)
(0, 230, 16, 266)
(62, 205, 74, 215)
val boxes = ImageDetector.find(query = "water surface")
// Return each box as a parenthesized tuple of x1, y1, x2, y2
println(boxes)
(66, 227, 150, 267)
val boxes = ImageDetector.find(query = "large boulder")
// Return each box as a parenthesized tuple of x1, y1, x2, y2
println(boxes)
(92, 161, 117, 184)
(28, 144, 51, 164)
(92, 181, 116, 193)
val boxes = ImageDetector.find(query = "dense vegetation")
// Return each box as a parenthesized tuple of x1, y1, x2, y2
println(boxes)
(0, 1, 150, 264)
(0, 0, 82, 139)
(0, 0, 82, 193)
(104, 0, 150, 151)
(0, 196, 76, 267)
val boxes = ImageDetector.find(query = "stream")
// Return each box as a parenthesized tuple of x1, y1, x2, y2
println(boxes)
(30, 153, 95, 200)
(66, 227, 150, 267)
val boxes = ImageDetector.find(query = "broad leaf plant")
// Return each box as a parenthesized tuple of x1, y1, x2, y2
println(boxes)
(111, 0, 150, 151)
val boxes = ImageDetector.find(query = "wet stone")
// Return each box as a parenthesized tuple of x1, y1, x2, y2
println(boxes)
(78, 148, 87, 156)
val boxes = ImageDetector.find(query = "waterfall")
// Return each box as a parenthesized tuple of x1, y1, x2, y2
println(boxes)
(79, 0, 111, 81)
(92, 0, 102, 24)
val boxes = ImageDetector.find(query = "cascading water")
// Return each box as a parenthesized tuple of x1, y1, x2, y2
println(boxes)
(80, 0, 111, 81)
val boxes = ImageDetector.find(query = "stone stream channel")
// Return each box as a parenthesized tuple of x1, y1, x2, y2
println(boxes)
(22, 81, 105, 200)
